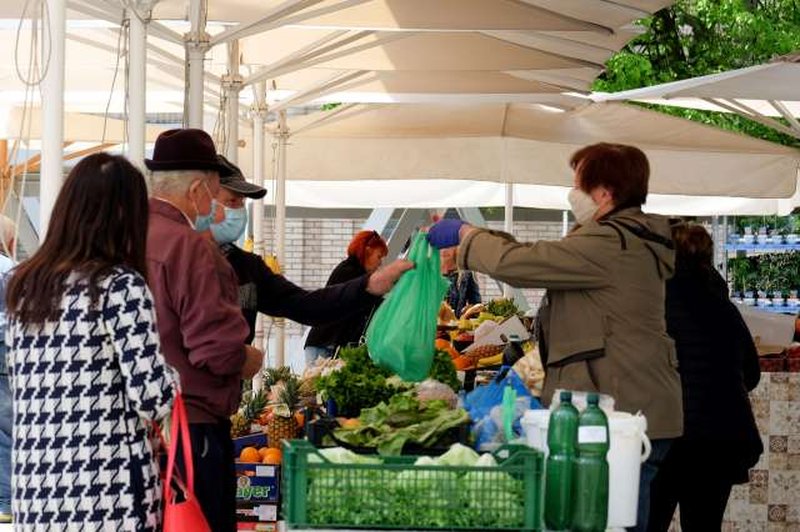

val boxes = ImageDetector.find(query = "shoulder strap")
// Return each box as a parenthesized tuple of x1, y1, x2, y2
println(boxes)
(612, 216, 675, 250)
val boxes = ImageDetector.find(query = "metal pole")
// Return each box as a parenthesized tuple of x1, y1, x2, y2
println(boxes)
(186, 0, 208, 128)
(224, 40, 241, 163)
(503, 182, 513, 298)
(127, 8, 148, 168)
(251, 82, 267, 381)
(274, 110, 288, 366)
(562, 210, 569, 237)
(252, 82, 267, 257)
(41, 0, 66, 237)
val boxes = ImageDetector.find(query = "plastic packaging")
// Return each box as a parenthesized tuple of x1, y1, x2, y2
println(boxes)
(366, 233, 449, 381)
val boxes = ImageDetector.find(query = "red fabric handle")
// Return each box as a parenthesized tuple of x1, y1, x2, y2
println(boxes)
(164, 393, 194, 502)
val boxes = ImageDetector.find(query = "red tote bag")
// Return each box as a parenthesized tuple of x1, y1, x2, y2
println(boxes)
(163, 393, 211, 532)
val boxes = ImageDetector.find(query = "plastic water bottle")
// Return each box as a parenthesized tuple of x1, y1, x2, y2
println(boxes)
(544, 390, 579, 530)
(572, 393, 610, 532)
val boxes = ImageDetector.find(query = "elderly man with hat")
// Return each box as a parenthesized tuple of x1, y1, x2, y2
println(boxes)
(145, 129, 263, 532)
(209, 155, 412, 346)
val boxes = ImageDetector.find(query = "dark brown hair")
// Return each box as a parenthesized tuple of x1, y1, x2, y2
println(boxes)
(7, 153, 150, 323)
(570, 142, 650, 208)
(347, 230, 388, 268)
(671, 223, 714, 271)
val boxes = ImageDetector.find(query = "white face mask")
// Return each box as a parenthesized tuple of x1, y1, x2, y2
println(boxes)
(568, 188, 599, 225)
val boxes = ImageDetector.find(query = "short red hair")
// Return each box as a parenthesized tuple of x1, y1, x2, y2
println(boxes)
(570, 143, 649, 208)
(348, 230, 388, 267)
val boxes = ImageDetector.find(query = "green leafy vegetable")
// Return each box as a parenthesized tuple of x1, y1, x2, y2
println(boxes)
(333, 393, 469, 455)
(429, 350, 461, 392)
(486, 298, 521, 319)
(314, 345, 410, 417)
(304, 443, 531, 529)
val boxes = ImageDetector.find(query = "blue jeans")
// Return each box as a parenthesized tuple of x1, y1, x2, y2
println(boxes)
(629, 438, 673, 532)
(0, 344, 11, 514)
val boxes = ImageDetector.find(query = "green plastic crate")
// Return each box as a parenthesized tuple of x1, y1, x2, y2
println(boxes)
(282, 440, 543, 531)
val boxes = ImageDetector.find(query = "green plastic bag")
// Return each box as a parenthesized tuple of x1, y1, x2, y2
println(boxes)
(366, 232, 450, 381)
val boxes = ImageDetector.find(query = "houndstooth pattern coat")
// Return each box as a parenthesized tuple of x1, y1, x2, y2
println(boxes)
(6, 268, 176, 531)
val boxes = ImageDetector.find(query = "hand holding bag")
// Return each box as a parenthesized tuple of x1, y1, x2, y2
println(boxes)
(163, 393, 211, 532)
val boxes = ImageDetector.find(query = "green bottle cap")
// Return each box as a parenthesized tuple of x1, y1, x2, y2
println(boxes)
(560, 390, 572, 402)
(587, 393, 599, 405)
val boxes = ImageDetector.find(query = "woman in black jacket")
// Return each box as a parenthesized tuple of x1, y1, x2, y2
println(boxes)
(648, 223, 762, 532)
(304, 230, 388, 365)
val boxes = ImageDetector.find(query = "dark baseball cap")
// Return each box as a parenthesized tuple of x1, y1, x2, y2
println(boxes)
(216, 155, 267, 199)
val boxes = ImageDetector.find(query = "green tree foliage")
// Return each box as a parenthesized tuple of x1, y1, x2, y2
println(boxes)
(594, 0, 800, 146)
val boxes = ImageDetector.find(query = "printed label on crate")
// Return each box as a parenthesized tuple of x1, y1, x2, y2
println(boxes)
(235, 464, 280, 502)
(578, 426, 608, 444)
(236, 502, 278, 522)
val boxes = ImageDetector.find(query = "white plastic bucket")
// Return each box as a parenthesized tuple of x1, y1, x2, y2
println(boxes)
(521, 409, 550, 455)
(520, 408, 650, 529)
(607, 412, 651, 528)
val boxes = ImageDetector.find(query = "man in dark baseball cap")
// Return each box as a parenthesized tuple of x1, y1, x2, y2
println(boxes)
(208, 155, 413, 347)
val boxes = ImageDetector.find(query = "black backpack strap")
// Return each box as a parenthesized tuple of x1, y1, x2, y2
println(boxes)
(600, 218, 672, 278)
(612, 217, 675, 250)
(598, 221, 628, 251)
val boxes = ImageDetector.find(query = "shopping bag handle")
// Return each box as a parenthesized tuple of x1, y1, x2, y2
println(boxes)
(164, 394, 194, 503)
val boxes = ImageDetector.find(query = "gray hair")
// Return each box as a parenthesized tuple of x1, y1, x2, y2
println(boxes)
(0, 213, 16, 255)
(148, 169, 215, 196)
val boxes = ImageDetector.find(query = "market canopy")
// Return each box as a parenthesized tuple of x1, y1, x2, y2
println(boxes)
(595, 53, 800, 139)
(277, 102, 799, 202)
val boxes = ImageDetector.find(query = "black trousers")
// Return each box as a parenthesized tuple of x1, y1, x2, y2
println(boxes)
(647, 439, 735, 532)
(180, 421, 237, 532)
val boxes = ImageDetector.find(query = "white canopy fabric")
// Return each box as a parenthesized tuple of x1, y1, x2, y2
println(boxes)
(1, 107, 166, 144)
(277, 102, 800, 201)
(594, 54, 800, 138)
(258, 179, 800, 215)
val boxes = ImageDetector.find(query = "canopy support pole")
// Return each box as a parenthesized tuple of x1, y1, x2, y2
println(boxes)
(127, 3, 152, 169)
(268, 70, 369, 113)
(186, 0, 209, 128)
(274, 111, 289, 367)
(704, 97, 800, 140)
(224, 40, 242, 163)
(251, 81, 268, 382)
(503, 183, 514, 298)
(41, 0, 66, 237)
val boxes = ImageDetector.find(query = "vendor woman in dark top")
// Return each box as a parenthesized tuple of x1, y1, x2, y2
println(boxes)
(304, 230, 389, 365)
(209, 156, 410, 348)
(648, 223, 762, 532)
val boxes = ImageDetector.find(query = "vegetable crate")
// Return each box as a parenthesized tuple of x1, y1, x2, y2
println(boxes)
(282, 440, 543, 531)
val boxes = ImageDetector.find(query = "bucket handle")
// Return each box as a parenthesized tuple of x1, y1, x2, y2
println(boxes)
(639, 432, 652, 463)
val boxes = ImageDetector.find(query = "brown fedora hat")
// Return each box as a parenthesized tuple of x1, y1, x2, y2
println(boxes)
(145, 128, 233, 176)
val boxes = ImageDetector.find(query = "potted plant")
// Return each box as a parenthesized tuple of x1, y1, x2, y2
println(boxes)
(786, 215, 800, 245)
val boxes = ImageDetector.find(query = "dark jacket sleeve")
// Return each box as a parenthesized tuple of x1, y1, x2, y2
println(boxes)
(253, 255, 380, 327)
(731, 304, 761, 391)
(465, 272, 481, 306)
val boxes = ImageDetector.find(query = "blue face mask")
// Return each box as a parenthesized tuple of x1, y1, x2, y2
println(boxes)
(211, 206, 248, 245)
(192, 182, 215, 232)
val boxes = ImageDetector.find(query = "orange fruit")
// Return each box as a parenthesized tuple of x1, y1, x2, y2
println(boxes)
(262, 448, 282, 465)
(341, 418, 360, 429)
(239, 446, 261, 463)
(258, 447, 270, 459)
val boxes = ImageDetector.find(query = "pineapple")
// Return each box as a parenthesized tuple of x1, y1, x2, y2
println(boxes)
(265, 375, 301, 447)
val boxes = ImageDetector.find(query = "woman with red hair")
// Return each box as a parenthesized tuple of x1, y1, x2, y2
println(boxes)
(304, 230, 388, 365)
